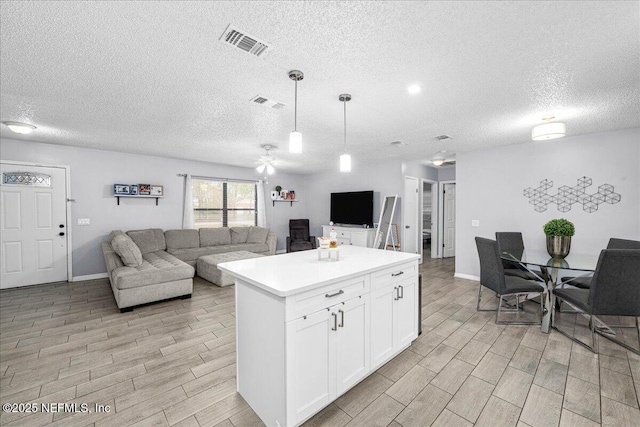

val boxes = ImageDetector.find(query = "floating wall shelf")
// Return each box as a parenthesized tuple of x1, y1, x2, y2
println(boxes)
(272, 200, 298, 207)
(114, 195, 163, 206)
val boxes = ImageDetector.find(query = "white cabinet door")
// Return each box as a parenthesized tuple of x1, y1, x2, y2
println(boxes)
(395, 276, 418, 349)
(370, 285, 396, 369)
(335, 295, 370, 396)
(337, 238, 350, 246)
(350, 231, 367, 247)
(290, 308, 333, 423)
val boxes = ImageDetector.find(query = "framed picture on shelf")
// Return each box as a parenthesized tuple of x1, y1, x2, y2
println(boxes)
(139, 184, 151, 195)
(130, 184, 139, 195)
(114, 184, 130, 195)
(150, 185, 163, 196)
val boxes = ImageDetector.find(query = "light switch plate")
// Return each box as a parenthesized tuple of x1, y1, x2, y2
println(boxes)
(471, 220, 480, 227)
(78, 218, 90, 226)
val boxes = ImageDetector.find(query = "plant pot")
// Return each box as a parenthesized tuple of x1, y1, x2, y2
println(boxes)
(546, 235, 571, 259)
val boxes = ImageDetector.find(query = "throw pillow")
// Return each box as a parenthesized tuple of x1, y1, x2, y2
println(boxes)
(230, 227, 250, 244)
(247, 226, 269, 244)
(111, 234, 143, 267)
(200, 228, 231, 246)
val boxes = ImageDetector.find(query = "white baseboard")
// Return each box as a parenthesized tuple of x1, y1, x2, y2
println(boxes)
(454, 273, 480, 282)
(72, 273, 108, 282)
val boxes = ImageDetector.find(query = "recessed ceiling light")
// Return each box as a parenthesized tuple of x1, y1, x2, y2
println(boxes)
(407, 84, 421, 95)
(3, 121, 36, 134)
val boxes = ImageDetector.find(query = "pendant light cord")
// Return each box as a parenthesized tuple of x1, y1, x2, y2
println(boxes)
(343, 98, 347, 148)
(294, 79, 298, 132)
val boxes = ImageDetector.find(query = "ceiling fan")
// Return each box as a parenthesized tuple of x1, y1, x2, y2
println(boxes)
(256, 144, 276, 175)
(430, 150, 456, 166)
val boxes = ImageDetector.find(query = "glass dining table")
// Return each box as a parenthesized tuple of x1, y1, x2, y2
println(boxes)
(500, 250, 599, 333)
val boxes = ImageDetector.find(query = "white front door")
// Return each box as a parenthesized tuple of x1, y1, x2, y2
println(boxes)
(1, 163, 69, 288)
(403, 176, 419, 255)
(443, 183, 456, 258)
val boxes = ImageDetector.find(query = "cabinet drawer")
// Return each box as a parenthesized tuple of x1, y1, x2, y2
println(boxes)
(337, 230, 350, 238)
(371, 261, 418, 291)
(290, 276, 370, 321)
(337, 238, 350, 246)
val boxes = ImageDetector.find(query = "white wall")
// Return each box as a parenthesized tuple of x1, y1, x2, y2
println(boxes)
(1, 138, 306, 277)
(438, 166, 456, 181)
(455, 128, 640, 278)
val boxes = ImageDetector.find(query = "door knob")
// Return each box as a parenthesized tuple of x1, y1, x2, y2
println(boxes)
(59, 232, 65, 236)
(405, 225, 410, 229)
(59, 224, 65, 228)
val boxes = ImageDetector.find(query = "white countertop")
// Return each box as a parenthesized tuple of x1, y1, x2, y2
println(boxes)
(217, 246, 420, 297)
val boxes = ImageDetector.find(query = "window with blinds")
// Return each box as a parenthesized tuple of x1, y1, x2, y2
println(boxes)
(192, 179, 257, 228)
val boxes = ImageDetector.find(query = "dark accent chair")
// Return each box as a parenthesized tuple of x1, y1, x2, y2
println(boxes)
(475, 237, 545, 324)
(561, 238, 640, 289)
(552, 249, 640, 354)
(495, 232, 544, 282)
(286, 219, 317, 253)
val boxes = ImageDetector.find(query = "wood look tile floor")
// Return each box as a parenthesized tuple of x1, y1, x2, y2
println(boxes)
(1, 257, 640, 426)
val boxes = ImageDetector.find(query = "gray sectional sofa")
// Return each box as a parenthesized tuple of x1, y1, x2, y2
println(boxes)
(102, 227, 276, 311)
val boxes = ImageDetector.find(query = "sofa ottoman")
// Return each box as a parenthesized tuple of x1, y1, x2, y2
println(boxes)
(197, 251, 266, 286)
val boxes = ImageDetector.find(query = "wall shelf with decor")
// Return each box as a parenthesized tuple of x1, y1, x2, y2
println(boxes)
(113, 183, 164, 205)
(114, 195, 163, 206)
(272, 200, 298, 207)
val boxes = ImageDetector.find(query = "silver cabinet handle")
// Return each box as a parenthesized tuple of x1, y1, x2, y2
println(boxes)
(338, 309, 344, 328)
(399, 285, 404, 299)
(392, 271, 404, 277)
(326, 290, 344, 298)
(331, 312, 338, 331)
(394, 287, 399, 301)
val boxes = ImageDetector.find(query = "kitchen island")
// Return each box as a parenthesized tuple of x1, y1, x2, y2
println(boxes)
(218, 245, 420, 427)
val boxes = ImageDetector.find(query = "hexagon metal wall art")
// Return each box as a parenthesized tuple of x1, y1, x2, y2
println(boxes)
(523, 176, 621, 213)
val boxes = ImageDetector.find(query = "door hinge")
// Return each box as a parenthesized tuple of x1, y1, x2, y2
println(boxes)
(443, 243, 445, 248)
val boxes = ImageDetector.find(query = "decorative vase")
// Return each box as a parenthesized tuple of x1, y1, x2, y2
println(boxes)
(546, 236, 571, 259)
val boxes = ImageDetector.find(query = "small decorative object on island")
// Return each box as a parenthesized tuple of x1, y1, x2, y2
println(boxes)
(317, 237, 331, 249)
(543, 218, 575, 259)
(329, 228, 338, 248)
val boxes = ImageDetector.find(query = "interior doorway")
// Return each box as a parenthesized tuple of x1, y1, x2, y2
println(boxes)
(421, 179, 437, 259)
(442, 182, 456, 258)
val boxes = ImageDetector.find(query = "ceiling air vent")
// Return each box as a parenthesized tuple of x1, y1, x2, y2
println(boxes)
(250, 95, 285, 109)
(435, 135, 452, 141)
(220, 24, 272, 58)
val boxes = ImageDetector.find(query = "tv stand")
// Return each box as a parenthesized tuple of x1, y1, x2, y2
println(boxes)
(322, 225, 375, 248)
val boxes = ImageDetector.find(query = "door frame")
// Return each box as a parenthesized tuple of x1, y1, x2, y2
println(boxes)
(420, 178, 438, 261)
(402, 176, 420, 259)
(437, 180, 456, 258)
(1, 159, 73, 282)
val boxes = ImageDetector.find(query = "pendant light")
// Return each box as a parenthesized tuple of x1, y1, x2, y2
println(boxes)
(339, 93, 352, 172)
(288, 70, 304, 153)
(532, 115, 566, 141)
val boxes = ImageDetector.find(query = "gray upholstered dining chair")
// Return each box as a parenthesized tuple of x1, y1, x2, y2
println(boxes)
(552, 249, 640, 354)
(495, 232, 544, 282)
(475, 237, 545, 325)
(560, 238, 640, 289)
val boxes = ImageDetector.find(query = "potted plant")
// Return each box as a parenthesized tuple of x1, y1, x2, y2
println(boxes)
(543, 218, 575, 259)
(275, 185, 282, 200)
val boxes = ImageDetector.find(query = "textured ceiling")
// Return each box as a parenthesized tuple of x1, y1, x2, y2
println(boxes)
(1, 1, 639, 174)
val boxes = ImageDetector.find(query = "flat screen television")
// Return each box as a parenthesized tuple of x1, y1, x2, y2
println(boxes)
(330, 190, 374, 227)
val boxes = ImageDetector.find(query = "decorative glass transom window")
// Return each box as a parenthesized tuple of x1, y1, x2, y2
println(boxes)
(3, 172, 52, 187)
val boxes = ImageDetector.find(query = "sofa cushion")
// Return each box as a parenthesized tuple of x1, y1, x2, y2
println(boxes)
(111, 250, 194, 290)
(168, 243, 270, 263)
(111, 234, 143, 267)
(127, 229, 166, 254)
(200, 228, 231, 246)
(165, 229, 200, 250)
(230, 227, 250, 244)
(247, 226, 269, 244)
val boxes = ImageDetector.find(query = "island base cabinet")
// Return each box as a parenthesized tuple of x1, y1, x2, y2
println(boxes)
(286, 295, 370, 426)
(370, 275, 419, 370)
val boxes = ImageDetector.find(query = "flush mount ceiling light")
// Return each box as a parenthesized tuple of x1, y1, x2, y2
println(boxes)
(3, 121, 36, 134)
(288, 70, 304, 153)
(532, 115, 566, 141)
(339, 93, 352, 173)
(256, 144, 276, 175)
(407, 84, 421, 95)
